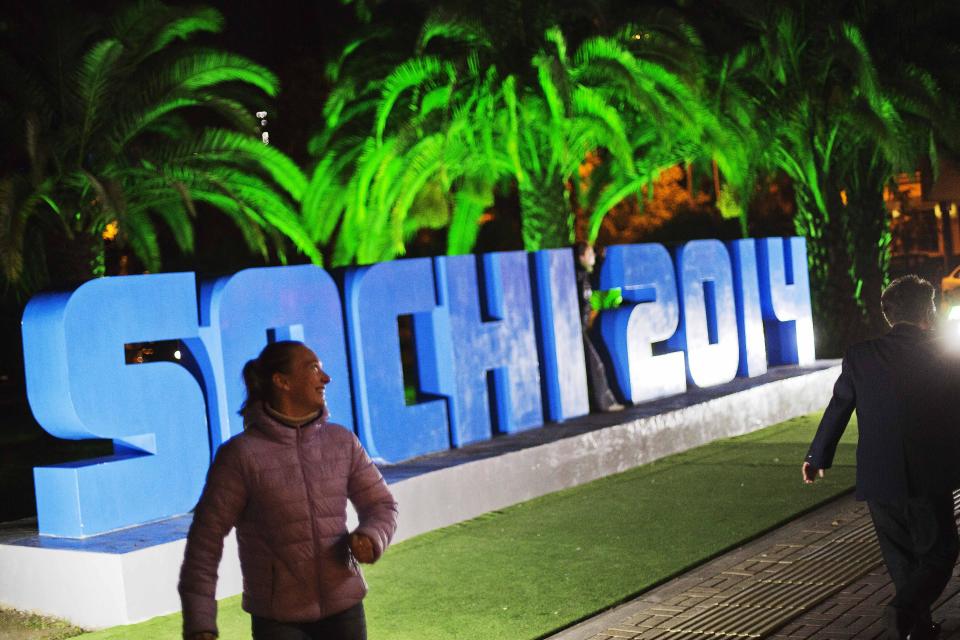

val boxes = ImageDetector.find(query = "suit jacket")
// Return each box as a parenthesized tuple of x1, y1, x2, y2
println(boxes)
(806, 323, 960, 501)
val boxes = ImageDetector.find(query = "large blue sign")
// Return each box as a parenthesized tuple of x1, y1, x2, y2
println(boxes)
(22, 238, 814, 537)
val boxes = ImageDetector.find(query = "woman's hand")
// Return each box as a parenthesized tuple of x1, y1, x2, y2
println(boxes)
(349, 532, 376, 563)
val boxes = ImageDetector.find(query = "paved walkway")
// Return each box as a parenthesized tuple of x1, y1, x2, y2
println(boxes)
(549, 492, 960, 640)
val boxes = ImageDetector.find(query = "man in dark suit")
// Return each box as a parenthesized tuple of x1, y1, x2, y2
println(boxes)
(804, 275, 960, 640)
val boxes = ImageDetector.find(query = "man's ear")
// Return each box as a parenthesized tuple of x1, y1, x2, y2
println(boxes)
(272, 371, 288, 391)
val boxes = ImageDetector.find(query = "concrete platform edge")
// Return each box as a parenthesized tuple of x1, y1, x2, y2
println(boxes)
(0, 365, 841, 629)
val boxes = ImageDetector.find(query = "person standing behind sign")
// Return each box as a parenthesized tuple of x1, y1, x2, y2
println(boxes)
(803, 275, 960, 640)
(575, 241, 624, 413)
(179, 340, 398, 640)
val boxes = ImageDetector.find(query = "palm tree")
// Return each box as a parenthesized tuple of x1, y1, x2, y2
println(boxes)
(308, 13, 729, 261)
(735, 3, 948, 352)
(303, 11, 517, 264)
(565, 21, 751, 247)
(512, 26, 664, 250)
(845, 0, 960, 327)
(0, 0, 320, 295)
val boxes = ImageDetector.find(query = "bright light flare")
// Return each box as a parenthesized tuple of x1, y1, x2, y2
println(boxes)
(940, 306, 960, 351)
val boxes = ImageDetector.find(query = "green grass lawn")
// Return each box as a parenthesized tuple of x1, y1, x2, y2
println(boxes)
(77, 413, 858, 640)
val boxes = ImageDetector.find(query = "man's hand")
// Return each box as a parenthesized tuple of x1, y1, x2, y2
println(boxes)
(349, 532, 376, 563)
(802, 461, 824, 484)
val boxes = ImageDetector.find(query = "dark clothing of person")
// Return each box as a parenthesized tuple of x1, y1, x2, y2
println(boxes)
(869, 493, 959, 638)
(806, 323, 960, 500)
(583, 334, 619, 410)
(252, 603, 367, 640)
(575, 266, 595, 330)
(806, 323, 960, 638)
(575, 266, 619, 411)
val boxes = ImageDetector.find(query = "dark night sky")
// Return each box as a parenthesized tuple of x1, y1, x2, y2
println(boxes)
(6, 0, 957, 158)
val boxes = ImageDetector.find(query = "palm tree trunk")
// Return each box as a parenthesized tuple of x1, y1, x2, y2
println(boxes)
(793, 184, 868, 357)
(519, 181, 573, 250)
(845, 168, 892, 338)
(712, 159, 721, 200)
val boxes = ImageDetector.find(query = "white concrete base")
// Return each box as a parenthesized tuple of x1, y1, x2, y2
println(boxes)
(388, 365, 840, 542)
(0, 365, 840, 629)
(0, 531, 242, 629)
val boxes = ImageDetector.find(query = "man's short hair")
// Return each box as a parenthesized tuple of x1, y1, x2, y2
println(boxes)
(880, 275, 935, 326)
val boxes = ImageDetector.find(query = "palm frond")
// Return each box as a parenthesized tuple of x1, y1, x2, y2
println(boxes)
(110, 1, 223, 61)
(109, 95, 201, 150)
(302, 149, 360, 242)
(122, 207, 163, 272)
(387, 134, 446, 249)
(543, 26, 568, 66)
(446, 180, 492, 254)
(75, 38, 125, 158)
(417, 85, 454, 123)
(162, 129, 307, 200)
(191, 190, 270, 259)
(418, 11, 491, 53)
(217, 174, 322, 265)
(145, 198, 194, 253)
(570, 86, 633, 170)
(149, 7, 224, 54)
(375, 57, 455, 144)
(170, 51, 278, 97)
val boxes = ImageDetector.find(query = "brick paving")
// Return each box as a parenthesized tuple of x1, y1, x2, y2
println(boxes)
(548, 492, 960, 640)
(769, 567, 960, 639)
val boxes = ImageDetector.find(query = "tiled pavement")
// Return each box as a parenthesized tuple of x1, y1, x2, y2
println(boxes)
(770, 566, 960, 639)
(549, 491, 960, 640)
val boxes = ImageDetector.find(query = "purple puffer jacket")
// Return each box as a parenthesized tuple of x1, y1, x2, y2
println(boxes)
(178, 403, 398, 636)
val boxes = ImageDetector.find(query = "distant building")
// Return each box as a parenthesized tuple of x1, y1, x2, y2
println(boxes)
(887, 154, 960, 278)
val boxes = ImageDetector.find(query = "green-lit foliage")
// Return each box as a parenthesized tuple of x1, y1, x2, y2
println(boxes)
(304, 12, 511, 264)
(518, 27, 690, 249)
(308, 11, 740, 262)
(736, 2, 959, 351)
(569, 21, 743, 246)
(0, 0, 318, 294)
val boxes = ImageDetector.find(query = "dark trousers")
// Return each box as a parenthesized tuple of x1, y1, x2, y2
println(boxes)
(583, 334, 618, 411)
(868, 492, 959, 638)
(251, 603, 367, 640)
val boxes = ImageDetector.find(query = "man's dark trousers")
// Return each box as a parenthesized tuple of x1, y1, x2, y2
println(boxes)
(868, 493, 959, 637)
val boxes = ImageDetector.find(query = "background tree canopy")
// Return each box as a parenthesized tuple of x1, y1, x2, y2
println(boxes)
(0, 0, 324, 297)
(1, 0, 959, 358)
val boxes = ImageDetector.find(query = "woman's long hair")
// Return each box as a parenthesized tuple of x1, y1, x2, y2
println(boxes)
(239, 340, 304, 418)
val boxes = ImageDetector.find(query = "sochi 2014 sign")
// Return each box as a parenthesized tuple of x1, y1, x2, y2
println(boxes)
(21, 237, 813, 537)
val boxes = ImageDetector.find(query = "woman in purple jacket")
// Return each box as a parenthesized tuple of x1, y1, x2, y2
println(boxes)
(179, 341, 398, 640)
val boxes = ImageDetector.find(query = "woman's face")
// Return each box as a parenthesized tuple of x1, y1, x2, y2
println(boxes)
(272, 345, 331, 415)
